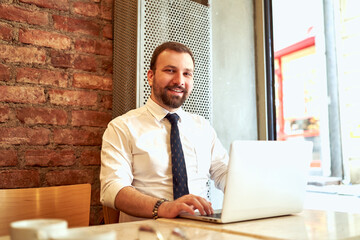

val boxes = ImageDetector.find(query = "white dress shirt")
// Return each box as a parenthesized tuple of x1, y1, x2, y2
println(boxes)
(100, 98, 228, 222)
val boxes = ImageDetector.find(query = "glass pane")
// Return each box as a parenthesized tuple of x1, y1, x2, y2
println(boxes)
(272, 0, 331, 178)
(273, 0, 360, 184)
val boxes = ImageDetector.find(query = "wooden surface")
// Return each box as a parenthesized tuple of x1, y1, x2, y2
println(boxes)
(0, 219, 254, 240)
(158, 209, 360, 239)
(1, 209, 359, 239)
(103, 205, 120, 224)
(0, 184, 91, 236)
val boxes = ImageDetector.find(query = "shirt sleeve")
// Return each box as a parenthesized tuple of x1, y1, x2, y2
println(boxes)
(100, 121, 134, 209)
(208, 123, 229, 192)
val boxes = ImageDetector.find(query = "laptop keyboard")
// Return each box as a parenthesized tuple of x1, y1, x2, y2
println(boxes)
(206, 212, 222, 219)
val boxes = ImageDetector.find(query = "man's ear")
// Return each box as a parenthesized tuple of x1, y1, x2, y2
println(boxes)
(147, 69, 154, 87)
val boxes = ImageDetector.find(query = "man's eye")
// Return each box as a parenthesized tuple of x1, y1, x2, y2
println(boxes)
(185, 72, 193, 77)
(165, 69, 174, 73)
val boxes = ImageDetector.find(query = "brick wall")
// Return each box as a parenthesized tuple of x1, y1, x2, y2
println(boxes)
(0, 0, 113, 225)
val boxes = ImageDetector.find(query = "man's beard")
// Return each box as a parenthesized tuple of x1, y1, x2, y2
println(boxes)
(152, 77, 189, 109)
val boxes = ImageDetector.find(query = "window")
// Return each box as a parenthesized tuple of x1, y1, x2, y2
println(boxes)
(272, 0, 360, 184)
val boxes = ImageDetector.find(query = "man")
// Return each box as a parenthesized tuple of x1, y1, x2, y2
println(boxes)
(100, 41, 228, 222)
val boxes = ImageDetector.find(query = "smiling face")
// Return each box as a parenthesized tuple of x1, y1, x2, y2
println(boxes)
(147, 49, 194, 112)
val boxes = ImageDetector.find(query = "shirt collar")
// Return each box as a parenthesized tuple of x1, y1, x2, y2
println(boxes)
(145, 98, 186, 123)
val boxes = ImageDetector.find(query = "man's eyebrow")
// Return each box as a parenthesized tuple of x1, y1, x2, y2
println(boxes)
(162, 65, 194, 72)
(162, 65, 177, 69)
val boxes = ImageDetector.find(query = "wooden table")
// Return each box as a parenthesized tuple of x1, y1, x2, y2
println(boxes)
(1, 209, 359, 239)
(0, 219, 253, 240)
(159, 209, 360, 239)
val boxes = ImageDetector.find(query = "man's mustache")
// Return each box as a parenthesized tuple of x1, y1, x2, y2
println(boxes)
(165, 85, 188, 94)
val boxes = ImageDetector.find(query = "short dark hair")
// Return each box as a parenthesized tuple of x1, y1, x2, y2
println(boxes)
(150, 41, 195, 71)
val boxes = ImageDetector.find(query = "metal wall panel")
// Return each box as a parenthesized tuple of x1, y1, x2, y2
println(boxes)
(113, 0, 138, 118)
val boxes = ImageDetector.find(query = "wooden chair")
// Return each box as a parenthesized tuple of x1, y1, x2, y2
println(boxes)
(103, 205, 119, 224)
(0, 184, 91, 236)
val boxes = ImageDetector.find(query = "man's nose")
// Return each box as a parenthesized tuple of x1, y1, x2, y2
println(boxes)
(172, 72, 185, 86)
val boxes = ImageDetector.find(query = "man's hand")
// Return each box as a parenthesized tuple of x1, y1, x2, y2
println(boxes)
(114, 187, 213, 219)
(158, 194, 214, 218)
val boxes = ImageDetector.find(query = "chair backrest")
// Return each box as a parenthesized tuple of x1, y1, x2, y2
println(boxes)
(0, 184, 91, 236)
(103, 205, 119, 224)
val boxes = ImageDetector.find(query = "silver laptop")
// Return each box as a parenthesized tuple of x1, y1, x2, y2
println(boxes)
(180, 140, 313, 223)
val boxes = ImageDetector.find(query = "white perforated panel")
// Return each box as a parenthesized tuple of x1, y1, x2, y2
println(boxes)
(114, 0, 213, 202)
(137, 0, 213, 121)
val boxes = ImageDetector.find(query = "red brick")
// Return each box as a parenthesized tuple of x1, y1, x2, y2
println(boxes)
(53, 128, 103, 146)
(46, 169, 94, 186)
(16, 107, 68, 125)
(50, 50, 73, 68)
(103, 23, 113, 39)
(0, 150, 17, 167)
(73, 73, 112, 91)
(100, 95, 112, 110)
(99, 56, 113, 74)
(0, 44, 46, 64)
(53, 15, 101, 37)
(19, 29, 71, 50)
(0, 86, 45, 104)
(25, 149, 76, 166)
(0, 170, 40, 188)
(74, 39, 94, 54)
(19, 0, 69, 11)
(0, 63, 10, 82)
(72, 110, 111, 127)
(72, 2, 100, 17)
(95, 40, 113, 56)
(73, 55, 97, 72)
(74, 38, 112, 56)
(0, 127, 50, 145)
(0, 4, 48, 26)
(80, 150, 100, 166)
(0, 22, 13, 41)
(17, 67, 68, 88)
(0, 106, 13, 122)
(100, 0, 113, 20)
(49, 89, 97, 106)
(91, 186, 101, 205)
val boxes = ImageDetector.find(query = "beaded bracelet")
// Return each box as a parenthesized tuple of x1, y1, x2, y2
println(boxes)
(152, 198, 168, 220)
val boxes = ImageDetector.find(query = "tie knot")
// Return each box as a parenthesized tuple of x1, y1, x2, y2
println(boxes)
(165, 113, 179, 125)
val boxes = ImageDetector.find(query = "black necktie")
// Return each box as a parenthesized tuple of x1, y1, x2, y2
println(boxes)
(165, 113, 189, 200)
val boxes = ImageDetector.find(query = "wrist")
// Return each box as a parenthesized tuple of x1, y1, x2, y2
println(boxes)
(152, 198, 169, 220)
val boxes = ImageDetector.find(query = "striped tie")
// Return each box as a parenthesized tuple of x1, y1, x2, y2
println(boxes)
(165, 113, 189, 199)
